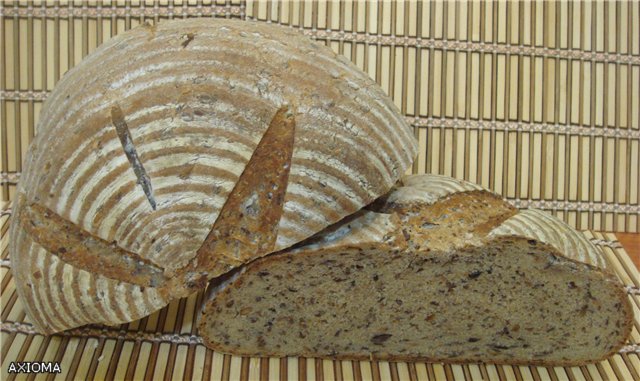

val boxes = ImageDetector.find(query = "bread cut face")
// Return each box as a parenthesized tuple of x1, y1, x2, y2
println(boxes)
(198, 174, 632, 366)
(9, 18, 417, 334)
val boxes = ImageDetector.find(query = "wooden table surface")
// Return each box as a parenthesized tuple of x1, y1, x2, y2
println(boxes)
(618, 233, 640, 270)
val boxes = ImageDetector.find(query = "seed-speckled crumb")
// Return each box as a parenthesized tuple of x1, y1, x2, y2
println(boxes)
(198, 174, 632, 366)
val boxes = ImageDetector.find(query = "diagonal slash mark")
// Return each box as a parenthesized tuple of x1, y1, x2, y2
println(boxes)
(163, 105, 296, 297)
(111, 105, 157, 210)
(15, 193, 167, 288)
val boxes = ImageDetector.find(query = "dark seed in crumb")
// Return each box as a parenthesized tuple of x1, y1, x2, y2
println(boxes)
(468, 270, 482, 279)
(371, 334, 392, 345)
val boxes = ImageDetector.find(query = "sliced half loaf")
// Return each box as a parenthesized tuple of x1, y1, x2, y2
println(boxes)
(198, 174, 632, 366)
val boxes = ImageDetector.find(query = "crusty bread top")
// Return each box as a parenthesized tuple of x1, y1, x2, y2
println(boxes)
(489, 209, 607, 270)
(20, 17, 416, 264)
(387, 175, 606, 270)
(289, 210, 408, 253)
(385, 174, 485, 205)
(10, 18, 417, 334)
(323, 174, 605, 272)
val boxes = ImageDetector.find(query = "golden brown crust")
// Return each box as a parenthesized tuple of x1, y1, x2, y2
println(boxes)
(17, 195, 167, 288)
(371, 190, 517, 252)
(165, 106, 296, 297)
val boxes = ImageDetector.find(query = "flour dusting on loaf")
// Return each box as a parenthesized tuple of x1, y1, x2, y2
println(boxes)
(10, 18, 417, 334)
(289, 211, 407, 253)
(386, 173, 485, 205)
(489, 209, 607, 269)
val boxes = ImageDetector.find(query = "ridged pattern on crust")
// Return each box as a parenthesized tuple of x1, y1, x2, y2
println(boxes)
(390, 175, 606, 270)
(10, 19, 416, 334)
(11, 224, 169, 334)
(290, 211, 406, 253)
(385, 174, 486, 205)
(489, 209, 607, 270)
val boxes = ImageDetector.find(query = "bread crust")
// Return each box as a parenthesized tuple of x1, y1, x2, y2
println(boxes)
(162, 105, 297, 297)
(10, 18, 417, 334)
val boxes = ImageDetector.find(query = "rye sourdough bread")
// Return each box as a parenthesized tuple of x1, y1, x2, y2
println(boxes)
(198, 174, 632, 366)
(9, 18, 417, 334)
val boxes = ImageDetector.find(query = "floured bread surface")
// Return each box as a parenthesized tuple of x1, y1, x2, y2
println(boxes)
(9, 18, 417, 334)
(198, 174, 632, 366)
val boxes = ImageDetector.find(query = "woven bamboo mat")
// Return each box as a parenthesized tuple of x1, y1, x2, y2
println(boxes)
(0, 207, 638, 381)
(1, 0, 639, 233)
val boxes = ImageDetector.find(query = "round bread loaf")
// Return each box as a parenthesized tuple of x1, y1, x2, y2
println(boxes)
(9, 18, 417, 334)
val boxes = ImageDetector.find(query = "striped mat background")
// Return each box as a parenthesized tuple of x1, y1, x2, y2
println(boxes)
(1, 204, 640, 380)
(0, 0, 639, 232)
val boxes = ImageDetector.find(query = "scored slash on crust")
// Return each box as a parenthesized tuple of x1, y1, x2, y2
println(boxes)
(16, 105, 297, 298)
(164, 105, 297, 297)
(111, 104, 157, 210)
(16, 196, 167, 288)
(9, 18, 419, 335)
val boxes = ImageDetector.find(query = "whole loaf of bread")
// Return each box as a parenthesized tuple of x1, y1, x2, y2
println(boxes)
(198, 174, 632, 366)
(9, 18, 417, 334)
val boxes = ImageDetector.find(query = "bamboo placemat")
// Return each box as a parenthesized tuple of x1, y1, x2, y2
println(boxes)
(1, 0, 639, 233)
(0, 206, 639, 380)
